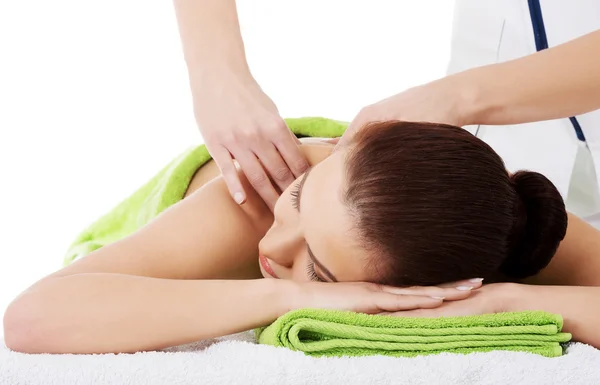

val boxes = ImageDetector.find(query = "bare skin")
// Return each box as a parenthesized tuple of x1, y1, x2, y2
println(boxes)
(4, 139, 600, 354)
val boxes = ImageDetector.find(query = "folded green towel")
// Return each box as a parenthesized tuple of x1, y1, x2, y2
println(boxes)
(256, 309, 572, 358)
(63, 117, 348, 265)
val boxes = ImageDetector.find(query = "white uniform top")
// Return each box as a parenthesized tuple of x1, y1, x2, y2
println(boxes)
(448, 0, 600, 226)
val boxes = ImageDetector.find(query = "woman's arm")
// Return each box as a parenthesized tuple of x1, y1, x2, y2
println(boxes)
(512, 214, 600, 346)
(461, 29, 600, 126)
(505, 284, 600, 347)
(4, 276, 297, 354)
(401, 280, 600, 348)
(3, 172, 277, 353)
(526, 213, 600, 287)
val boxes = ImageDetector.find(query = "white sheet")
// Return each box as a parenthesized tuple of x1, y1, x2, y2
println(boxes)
(2, 332, 600, 385)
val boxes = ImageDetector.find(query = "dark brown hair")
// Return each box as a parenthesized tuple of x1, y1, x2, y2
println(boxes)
(343, 121, 568, 286)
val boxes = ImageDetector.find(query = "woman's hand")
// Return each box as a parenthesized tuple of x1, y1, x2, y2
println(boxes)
(383, 282, 514, 318)
(294, 278, 483, 314)
(192, 72, 309, 211)
(335, 76, 473, 149)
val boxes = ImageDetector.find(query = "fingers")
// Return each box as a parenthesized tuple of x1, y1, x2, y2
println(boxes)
(216, 119, 306, 211)
(437, 278, 484, 290)
(272, 129, 309, 178)
(378, 309, 439, 318)
(210, 145, 247, 205)
(381, 285, 475, 302)
(290, 130, 303, 145)
(255, 143, 297, 193)
(375, 293, 444, 313)
(231, 148, 280, 211)
(243, 124, 306, 208)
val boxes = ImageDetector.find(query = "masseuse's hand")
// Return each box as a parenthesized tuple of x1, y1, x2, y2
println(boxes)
(295, 278, 483, 315)
(193, 73, 309, 211)
(335, 77, 469, 149)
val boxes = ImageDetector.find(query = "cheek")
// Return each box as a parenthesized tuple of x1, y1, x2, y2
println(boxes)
(289, 255, 312, 283)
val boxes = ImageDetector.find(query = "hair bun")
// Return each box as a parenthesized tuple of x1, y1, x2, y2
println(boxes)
(500, 171, 568, 279)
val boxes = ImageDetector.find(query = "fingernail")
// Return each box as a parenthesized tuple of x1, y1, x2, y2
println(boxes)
(431, 296, 445, 300)
(234, 192, 246, 204)
(469, 278, 484, 283)
(456, 286, 473, 291)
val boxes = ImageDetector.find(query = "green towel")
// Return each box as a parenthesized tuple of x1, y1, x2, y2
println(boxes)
(63, 117, 348, 265)
(256, 309, 572, 358)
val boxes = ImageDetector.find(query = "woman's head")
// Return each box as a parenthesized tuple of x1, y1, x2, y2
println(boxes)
(257, 121, 568, 286)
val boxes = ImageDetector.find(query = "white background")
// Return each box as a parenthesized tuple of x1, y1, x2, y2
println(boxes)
(0, 0, 454, 335)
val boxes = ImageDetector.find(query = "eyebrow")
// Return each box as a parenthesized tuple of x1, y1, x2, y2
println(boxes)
(298, 168, 339, 283)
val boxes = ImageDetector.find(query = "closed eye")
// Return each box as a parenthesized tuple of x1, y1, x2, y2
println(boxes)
(290, 181, 301, 210)
(306, 260, 325, 282)
(289, 168, 311, 211)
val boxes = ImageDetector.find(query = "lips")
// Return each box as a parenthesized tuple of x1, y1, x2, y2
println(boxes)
(259, 255, 279, 278)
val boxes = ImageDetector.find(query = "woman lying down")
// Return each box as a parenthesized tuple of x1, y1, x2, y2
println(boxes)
(4, 121, 600, 354)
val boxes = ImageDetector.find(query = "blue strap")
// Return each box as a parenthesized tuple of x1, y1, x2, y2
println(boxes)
(527, 0, 586, 142)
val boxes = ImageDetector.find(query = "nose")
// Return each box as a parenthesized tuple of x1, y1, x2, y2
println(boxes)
(260, 223, 305, 268)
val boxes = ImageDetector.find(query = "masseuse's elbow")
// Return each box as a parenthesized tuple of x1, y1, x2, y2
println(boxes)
(3, 294, 62, 354)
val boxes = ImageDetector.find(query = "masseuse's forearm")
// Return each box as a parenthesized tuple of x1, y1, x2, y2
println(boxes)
(3, 274, 294, 354)
(459, 29, 600, 126)
(510, 284, 600, 348)
(173, 0, 252, 81)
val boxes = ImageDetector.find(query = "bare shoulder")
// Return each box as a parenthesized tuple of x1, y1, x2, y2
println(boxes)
(185, 159, 222, 197)
(526, 213, 600, 286)
(48, 166, 273, 281)
(184, 137, 334, 197)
